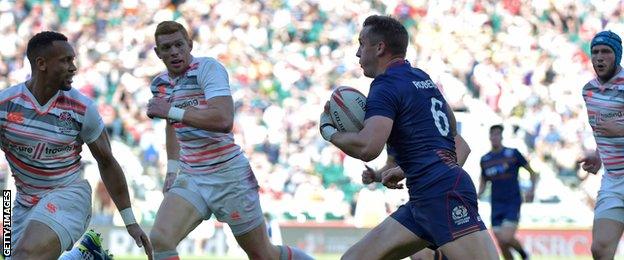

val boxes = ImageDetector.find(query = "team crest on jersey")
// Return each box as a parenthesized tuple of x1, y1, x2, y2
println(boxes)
(58, 111, 74, 134)
(452, 205, 470, 225)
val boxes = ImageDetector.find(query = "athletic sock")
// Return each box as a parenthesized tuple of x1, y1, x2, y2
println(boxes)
(515, 247, 528, 259)
(154, 250, 180, 260)
(278, 245, 314, 260)
(58, 248, 83, 260)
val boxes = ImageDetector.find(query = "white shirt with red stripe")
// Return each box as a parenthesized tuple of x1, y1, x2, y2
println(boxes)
(0, 83, 103, 207)
(150, 57, 246, 174)
(583, 69, 624, 192)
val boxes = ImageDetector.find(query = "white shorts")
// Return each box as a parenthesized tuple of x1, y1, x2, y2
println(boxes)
(169, 157, 264, 236)
(594, 174, 624, 223)
(12, 180, 92, 253)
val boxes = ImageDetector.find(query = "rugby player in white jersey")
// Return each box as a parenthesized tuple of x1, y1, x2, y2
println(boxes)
(0, 31, 152, 259)
(146, 21, 313, 260)
(578, 30, 624, 260)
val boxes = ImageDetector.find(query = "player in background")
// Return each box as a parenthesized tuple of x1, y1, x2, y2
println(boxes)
(319, 15, 498, 260)
(145, 21, 313, 260)
(0, 31, 151, 259)
(478, 125, 537, 260)
(577, 30, 624, 260)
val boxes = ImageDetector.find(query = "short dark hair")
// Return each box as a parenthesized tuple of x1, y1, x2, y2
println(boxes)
(26, 31, 68, 65)
(154, 21, 191, 45)
(363, 15, 408, 56)
(490, 124, 504, 133)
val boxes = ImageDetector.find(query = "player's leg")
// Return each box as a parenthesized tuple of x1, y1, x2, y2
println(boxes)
(591, 216, 624, 260)
(409, 248, 440, 260)
(493, 224, 516, 260)
(151, 173, 207, 260)
(342, 203, 430, 260)
(15, 180, 92, 259)
(12, 220, 62, 259)
(591, 190, 624, 260)
(343, 217, 428, 260)
(209, 165, 312, 260)
(508, 237, 529, 259)
(502, 203, 527, 259)
(233, 222, 293, 260)
(438, 230, 498, 260)
(150, 191, 204, 260)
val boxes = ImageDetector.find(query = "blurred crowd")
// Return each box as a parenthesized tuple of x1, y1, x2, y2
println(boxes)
(0, 0, 622, 228)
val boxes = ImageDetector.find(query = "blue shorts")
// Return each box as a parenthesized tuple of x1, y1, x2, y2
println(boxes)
(391, 167, 486, 249)
(491, 202, 521, 227)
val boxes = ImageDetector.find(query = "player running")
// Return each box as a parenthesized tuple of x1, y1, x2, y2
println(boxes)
(0, 31, 151, 259)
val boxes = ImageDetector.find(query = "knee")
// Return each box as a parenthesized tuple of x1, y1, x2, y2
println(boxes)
(591, 239, 615, 258)
(149, 226, 177, 251)
(495, 236, 512, 247)
(12, 243, 39, 259)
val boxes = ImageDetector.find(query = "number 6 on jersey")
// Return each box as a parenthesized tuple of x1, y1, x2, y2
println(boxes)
(430, 97, 450, 136)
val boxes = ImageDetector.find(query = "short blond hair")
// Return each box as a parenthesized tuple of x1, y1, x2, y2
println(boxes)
(154, 21, 190, 44)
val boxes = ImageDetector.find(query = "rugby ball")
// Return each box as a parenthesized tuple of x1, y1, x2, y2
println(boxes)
(329, 86, 367, 132)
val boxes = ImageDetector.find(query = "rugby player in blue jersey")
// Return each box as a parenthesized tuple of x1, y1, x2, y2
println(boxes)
(320, 15, 498, 260)
(479, 125, 537, 260)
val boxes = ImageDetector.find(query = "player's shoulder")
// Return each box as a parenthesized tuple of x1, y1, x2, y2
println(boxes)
(0, 82, 26, 98)
(412, 67, 431, 79)
(150, 71, 169, 87)
(582, 78, 599, 92)
(194, 56, 225, 71)
(610, 70, 624, 89)
(62, 88, 96, 106)
(480, 152, 492, 162)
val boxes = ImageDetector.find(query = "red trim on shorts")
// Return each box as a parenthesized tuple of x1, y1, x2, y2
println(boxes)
(287, 245, 293, 260)
(163, 256, 180, 260)
(451, 225, 481, 239)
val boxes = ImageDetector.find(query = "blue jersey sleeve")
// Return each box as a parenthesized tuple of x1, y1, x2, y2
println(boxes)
(514, 149, 528, 168)
(365, 80, 399, 121)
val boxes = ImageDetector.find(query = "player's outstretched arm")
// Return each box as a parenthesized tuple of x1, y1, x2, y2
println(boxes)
(87, 131, 154, 259)
(147, 95, 234, 133)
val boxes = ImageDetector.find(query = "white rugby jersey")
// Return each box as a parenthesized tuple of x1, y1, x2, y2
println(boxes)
(0, 83, 103, 207)
(150, 57, 245, 174)
(583, 69, 624, 177)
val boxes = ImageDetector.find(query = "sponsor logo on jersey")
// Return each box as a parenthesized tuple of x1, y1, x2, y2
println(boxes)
(7, 112, 23, 124)
(7, 143, 34, 155)
(175, 99, 199, 109)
